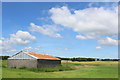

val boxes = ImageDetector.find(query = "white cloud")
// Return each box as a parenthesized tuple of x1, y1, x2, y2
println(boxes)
(49, 6, 118, 38)
(98, 37, 118, 46)
(1, 30, 36, 53)
(96, 46, 102, 49)
(35, 48, 39, 50)
(4, 49, 16, 53)
(24, 46, 40, 51)
(9, 30, 36, 45)
(76, 35, 94, 39)
(37, 17, 50, 21)
(29, 23, 62, 38)
(24, 47, 32, 50)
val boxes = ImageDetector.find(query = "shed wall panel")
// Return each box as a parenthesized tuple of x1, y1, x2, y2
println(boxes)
(8, 59, 37, 68)
(37, 59, 61, 68)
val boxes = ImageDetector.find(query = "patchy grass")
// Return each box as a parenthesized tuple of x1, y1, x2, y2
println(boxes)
(2, 60, 118, 78)
(27, 66, 74, 72)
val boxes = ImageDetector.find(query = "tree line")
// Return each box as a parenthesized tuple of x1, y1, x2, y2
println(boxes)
(0, 56, 9, 60)
(57, 57, 119, 61)
(1, 56, 119, 61)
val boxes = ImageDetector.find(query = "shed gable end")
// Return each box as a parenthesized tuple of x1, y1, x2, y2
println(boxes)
(8, 51, 37, 59)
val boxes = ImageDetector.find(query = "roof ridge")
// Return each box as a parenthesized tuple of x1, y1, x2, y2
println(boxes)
(25, 51, 61, 60)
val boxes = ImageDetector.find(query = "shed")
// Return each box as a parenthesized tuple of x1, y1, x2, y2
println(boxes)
(8, 51, 61, 68)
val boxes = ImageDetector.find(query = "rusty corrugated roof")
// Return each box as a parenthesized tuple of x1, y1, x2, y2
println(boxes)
(26, 52, 60, 60)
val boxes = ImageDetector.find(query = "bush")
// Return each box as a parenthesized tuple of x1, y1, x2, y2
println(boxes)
(2, 65, 7, 68)
(25, 65, 74, 72)
(19, 67, 27, 69)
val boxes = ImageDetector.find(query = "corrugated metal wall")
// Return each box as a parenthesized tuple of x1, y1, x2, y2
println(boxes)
(8, 59, 37, 68)
(37, 59, 61, 68)
(8, 51, 36, 60)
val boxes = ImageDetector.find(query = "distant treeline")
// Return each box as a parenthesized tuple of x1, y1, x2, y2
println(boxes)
(1, 56, 119, 61)
(57, 57, 119, 61)
(0, 56, 10, 60)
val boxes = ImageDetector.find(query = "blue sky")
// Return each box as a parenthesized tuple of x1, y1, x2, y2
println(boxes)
(2, 2, 118, 59)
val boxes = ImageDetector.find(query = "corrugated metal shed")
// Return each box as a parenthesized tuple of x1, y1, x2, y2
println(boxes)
(8, 51, 61, 68)
(8, 51, 60, 60)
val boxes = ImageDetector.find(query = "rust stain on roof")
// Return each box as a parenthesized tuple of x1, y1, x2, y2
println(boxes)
(27, 52, 61, 60)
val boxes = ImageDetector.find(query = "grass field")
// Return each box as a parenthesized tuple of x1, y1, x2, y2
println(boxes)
(2, 60, 118, 78)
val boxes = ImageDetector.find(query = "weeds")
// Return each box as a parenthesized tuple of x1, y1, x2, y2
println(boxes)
(24, 66, 74, 72)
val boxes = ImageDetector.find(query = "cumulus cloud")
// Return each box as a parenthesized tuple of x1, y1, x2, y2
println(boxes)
(29, 23, 62, 38)
(1, 30, 36, 53)
(76, 35, 94, 39)
(9, 30, 36, 45)
(98, 37, 118, 46)
(49, 6, 118, 38)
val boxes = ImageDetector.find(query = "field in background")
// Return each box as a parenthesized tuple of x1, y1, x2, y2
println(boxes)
(2, 60, 118, 78)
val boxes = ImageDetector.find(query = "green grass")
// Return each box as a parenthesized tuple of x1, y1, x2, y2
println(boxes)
(2, 60, 118, 78)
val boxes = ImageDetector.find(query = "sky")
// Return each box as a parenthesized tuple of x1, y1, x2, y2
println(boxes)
(1, 2, 118, 59)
